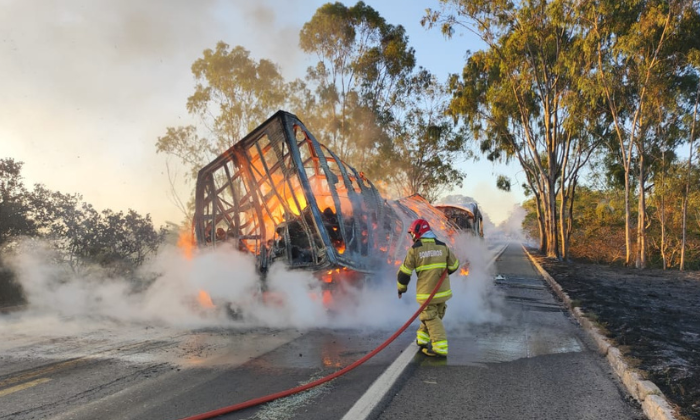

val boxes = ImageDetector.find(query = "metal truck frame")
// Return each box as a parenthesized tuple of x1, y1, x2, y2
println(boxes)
(193, 110, 480, 284)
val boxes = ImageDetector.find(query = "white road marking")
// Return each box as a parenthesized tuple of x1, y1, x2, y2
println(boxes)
(341, 342, 419, 420)
(342, 241, 510, 420)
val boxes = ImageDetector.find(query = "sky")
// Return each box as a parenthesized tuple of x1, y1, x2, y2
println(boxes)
(0, 0, 526, 227)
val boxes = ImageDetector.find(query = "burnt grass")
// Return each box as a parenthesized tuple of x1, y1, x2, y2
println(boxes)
(529, 250, 700, 420)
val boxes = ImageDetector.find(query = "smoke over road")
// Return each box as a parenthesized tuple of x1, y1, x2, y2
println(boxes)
(2, 234, 504, 335)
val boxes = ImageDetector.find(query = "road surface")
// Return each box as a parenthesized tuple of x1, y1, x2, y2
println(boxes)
(0, 242, 643, 419)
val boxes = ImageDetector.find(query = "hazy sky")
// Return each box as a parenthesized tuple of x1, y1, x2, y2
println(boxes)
(1, 0, 525, 227)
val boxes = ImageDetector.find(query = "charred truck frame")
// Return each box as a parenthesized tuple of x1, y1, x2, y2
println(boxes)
(193, 111, 481, 286)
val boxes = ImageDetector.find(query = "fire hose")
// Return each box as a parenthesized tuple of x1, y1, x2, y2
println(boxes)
(178, 269, 449, 420)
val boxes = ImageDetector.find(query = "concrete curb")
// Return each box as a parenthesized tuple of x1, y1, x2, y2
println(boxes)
(522, 246, 678, 420)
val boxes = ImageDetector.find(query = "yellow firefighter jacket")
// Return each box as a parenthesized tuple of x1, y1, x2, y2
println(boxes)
(397, 236, 460, 303)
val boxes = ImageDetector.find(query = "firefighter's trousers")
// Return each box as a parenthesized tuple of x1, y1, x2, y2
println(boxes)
(416, 302, 448, 355)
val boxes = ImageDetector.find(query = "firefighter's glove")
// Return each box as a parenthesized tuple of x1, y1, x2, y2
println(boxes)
(397, 284, 407, 299)
(398, 290, 403, 299)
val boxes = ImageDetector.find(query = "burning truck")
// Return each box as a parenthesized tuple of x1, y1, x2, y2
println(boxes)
(193, 110, 482, 291)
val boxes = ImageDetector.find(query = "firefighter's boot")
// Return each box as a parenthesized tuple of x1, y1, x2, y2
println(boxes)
(421, 342, 447, 357)
(416, 331, 430, 348)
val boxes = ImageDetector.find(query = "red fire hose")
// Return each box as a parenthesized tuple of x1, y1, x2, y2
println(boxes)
(178, 270, 449, 420)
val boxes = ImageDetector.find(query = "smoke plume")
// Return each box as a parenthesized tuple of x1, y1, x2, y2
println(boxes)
(2, 234, 504, 335)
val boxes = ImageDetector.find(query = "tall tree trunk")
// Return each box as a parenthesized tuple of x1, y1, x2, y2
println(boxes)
(566, 178, 577, 260)
(525, 170, 547, 254)
(681, 86, 699, 271)
(681, 184, 689, 271)
(559, 135, 570, 262)
(636, 152, 647, 269)
(542, 188, 552, 255)
(624, 168, 632, 266)
(546, 177, 560, 259)
(535, 192, 546, 254)
(660, 149, 667, 270)
(559, 188, 568, 261)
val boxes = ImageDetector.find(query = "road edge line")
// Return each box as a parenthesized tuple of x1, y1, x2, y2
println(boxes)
(522, 244, 678, 420)
(342, 242, 508, 420)
(341, 342, 418, 420)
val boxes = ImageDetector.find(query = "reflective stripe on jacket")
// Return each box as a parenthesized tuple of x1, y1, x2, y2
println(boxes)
(397, 237, 459, 303)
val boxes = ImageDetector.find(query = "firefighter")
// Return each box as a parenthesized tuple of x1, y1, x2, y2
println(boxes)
(397, 218, 460, 357)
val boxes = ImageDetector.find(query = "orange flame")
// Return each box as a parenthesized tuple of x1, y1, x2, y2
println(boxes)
(322, 289, 333, 307)
(322, 271, 334, 283)
(322, 267, 350, 283)
(460, 266, 470, 276)
(197, 290, 215, 308)
(178, 229, 195, 260)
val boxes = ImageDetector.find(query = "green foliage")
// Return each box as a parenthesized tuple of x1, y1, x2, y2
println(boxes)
(496, 175, 511, 192)
(428, 0, 700, 262)
(156, 2, 469, 204)
(425, 0, 597, 258)
(299, 1, 418, 176)
(188, 42, 287, 139)
(647, 160, 700, 269)
(523, 186, 629, 263)
(156, 42, 291, 181)
(0, 158, 166, 275)
(566, 187, 630, 263)
(0, 159, 37, 244)
(521, 175, 700, 268)
(73, 208, 167, 275)
(576, 0, 700, 266)
(381, 71, 467, 201)
(521, 197, 540, 241)
(156, 126, 211, 180)
(39, 201, 167, 276)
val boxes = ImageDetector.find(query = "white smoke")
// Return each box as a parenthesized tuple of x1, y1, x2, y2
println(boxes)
(2, 232, 505, 336)
(444, 233, 505, 331)
(0, 239, 402, 331)
(243, 262, 328, 328)
(4, 240, 254, 329)
(495, 204, 528, 242)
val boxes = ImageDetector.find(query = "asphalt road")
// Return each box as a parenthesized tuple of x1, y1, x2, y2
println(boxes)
(0, 325, 407, 420)
(0, 242, 644, 420)
(375, 242, 644, 420)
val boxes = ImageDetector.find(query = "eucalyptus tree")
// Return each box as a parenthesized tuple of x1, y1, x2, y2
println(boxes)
(651, 115, 680, 270)
(156, 42, 289, 180)
(625, 71, 686, 269)
(424, 0, 596, 259)
(384, 70, 467, 201)
(652, 151, 680, 269)
(681, 50, 700, 270)
(299, 1, 416, 172)
(557, 95, 607, 259)
(577, 0, 698, 267)
(649, 158, 700, 268)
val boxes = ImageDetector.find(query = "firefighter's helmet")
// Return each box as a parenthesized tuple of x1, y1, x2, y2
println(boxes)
(408, 219, 431, 241)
